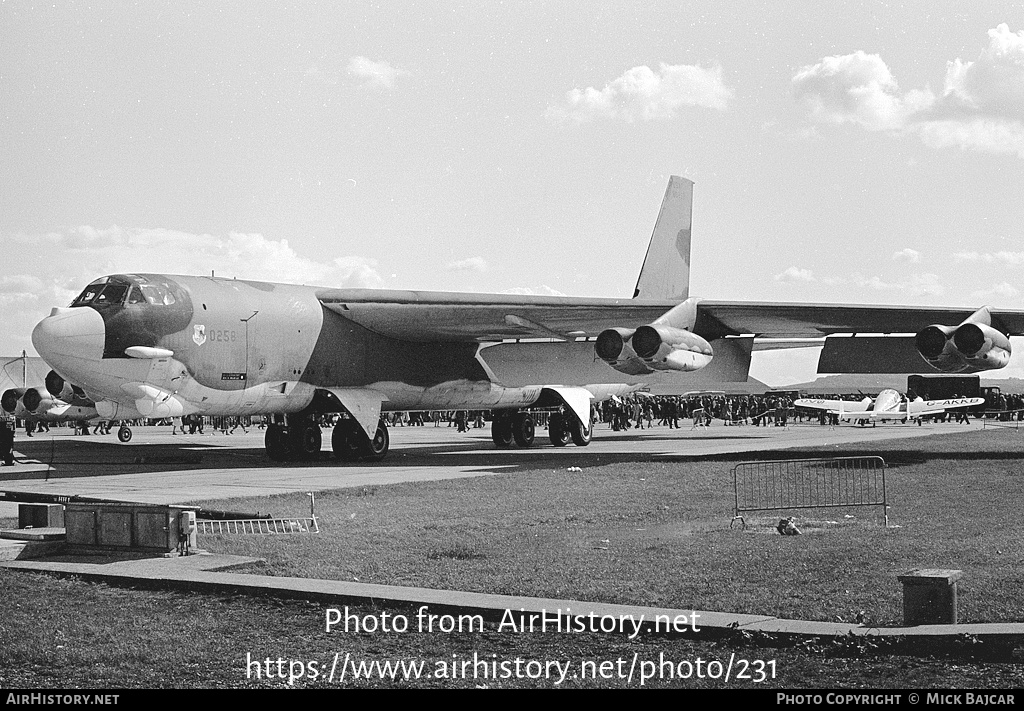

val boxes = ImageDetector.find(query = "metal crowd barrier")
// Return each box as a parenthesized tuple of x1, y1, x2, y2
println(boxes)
(197, 516, 319, 535)
(732, 456, 888, 528)
(981, 409, 1024, 430)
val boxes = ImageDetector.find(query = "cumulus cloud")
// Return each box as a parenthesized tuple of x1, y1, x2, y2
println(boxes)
(445, 257, 488, 273)
(774, 266, 944, 297)
(970, 282, 1021, 303)
(892, 248, 921, 263)
(19, 226, 385, 292)
(0, 275, 44, 295)
(954, 251, 1024, 266)
(0, 276, 45, 308)
(546, 63, 732, 123)
(852, 272, 945, 297)
(773, 266, 845, 285)
(346, 56, 411, 90)
(794, 25, 1024, 157)
(915, 117, 1024, 157)
(792, 50, 934, 131)
(938, 24, 1024, 118)
(774, 266, 816, 282)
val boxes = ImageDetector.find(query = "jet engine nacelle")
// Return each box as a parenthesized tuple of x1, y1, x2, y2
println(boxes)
(21, 387, 55, 415)
(596, 324, 714, 374)
(915, 307, 1011, 373)
(595, 327, 655, 375)
(45, 370, 89, 405)
(632, 325, 714, 372)
(2, 388, 26, 415)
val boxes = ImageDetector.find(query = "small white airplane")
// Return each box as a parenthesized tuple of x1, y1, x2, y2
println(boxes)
(795, 389, 985, 423)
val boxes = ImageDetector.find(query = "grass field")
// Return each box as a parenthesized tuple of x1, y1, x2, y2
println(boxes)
(1, 572, 1023, 689)
(196, 429, 1024, 627)
(2, 427, 1023, 688)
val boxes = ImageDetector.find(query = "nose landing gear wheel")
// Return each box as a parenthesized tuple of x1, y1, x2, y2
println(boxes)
(117, 426, 132, 443)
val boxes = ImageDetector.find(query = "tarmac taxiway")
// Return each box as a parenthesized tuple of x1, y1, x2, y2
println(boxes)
(0, 419, 990, 510)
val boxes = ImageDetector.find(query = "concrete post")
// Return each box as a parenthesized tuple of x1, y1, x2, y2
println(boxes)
(897, 568, 962, 625)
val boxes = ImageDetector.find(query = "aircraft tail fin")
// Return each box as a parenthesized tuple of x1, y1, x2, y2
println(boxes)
(632, 176, 693, 300)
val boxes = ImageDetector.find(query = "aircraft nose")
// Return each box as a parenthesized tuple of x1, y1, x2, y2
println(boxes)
(32, 307, 106, 363)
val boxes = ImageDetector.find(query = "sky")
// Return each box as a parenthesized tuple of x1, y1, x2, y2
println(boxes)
(4, 1, 1024, 385)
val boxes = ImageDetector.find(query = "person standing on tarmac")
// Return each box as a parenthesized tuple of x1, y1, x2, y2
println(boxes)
(0, 419, 15, 466)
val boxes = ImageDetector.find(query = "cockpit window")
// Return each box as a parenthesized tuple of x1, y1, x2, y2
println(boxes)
(127, 286, 146, 305)
(140, 283, 176, 305)
(70, 277, 108, 307)
(94, 283, 129, 305)
(71, 274, 181, 308)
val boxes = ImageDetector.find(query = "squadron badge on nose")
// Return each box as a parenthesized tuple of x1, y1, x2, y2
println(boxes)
(193, 324, 207, 346)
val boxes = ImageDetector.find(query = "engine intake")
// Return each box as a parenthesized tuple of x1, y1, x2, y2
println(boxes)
(632, 325, 713, 372)
(2, 388, 25, 414)
(915, 308, 1011, 372)
(915, 325, 953, 359)
(597, 325, 713, 375)
(595, 328, 634, 363)
(22, 388, 43, 413)
(595, 328, 656, 376)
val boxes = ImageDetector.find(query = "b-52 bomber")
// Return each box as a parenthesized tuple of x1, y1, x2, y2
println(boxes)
(30, 177, 1024, 462)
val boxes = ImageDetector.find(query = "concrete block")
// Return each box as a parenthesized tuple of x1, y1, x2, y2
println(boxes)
(18, 503, 64, 529)
(898, 568, 962, 625)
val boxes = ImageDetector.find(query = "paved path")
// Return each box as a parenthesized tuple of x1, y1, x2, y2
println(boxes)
(0, 420, 982, 508)
(3, 551, 1021, 651)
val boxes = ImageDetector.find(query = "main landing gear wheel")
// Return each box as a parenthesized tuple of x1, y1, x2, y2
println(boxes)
(117, 426, 132, 443)
(512, 412, 535, 447)
(332, 419, 389, 461)
(491, 415, 514, 448)
(363, 420, 390, 461)
(569, 416, 592, 446)
(290, 421, 323, 460)
(548, 413, 571, 447)
(332, 420, 364, 461)
(265, 423, 290, 461)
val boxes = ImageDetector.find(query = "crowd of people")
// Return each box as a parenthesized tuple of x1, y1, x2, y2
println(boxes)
(5, 389, 1024, 442)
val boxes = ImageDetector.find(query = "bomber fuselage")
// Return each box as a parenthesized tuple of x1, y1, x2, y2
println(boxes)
(31, 273, 598, 420)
